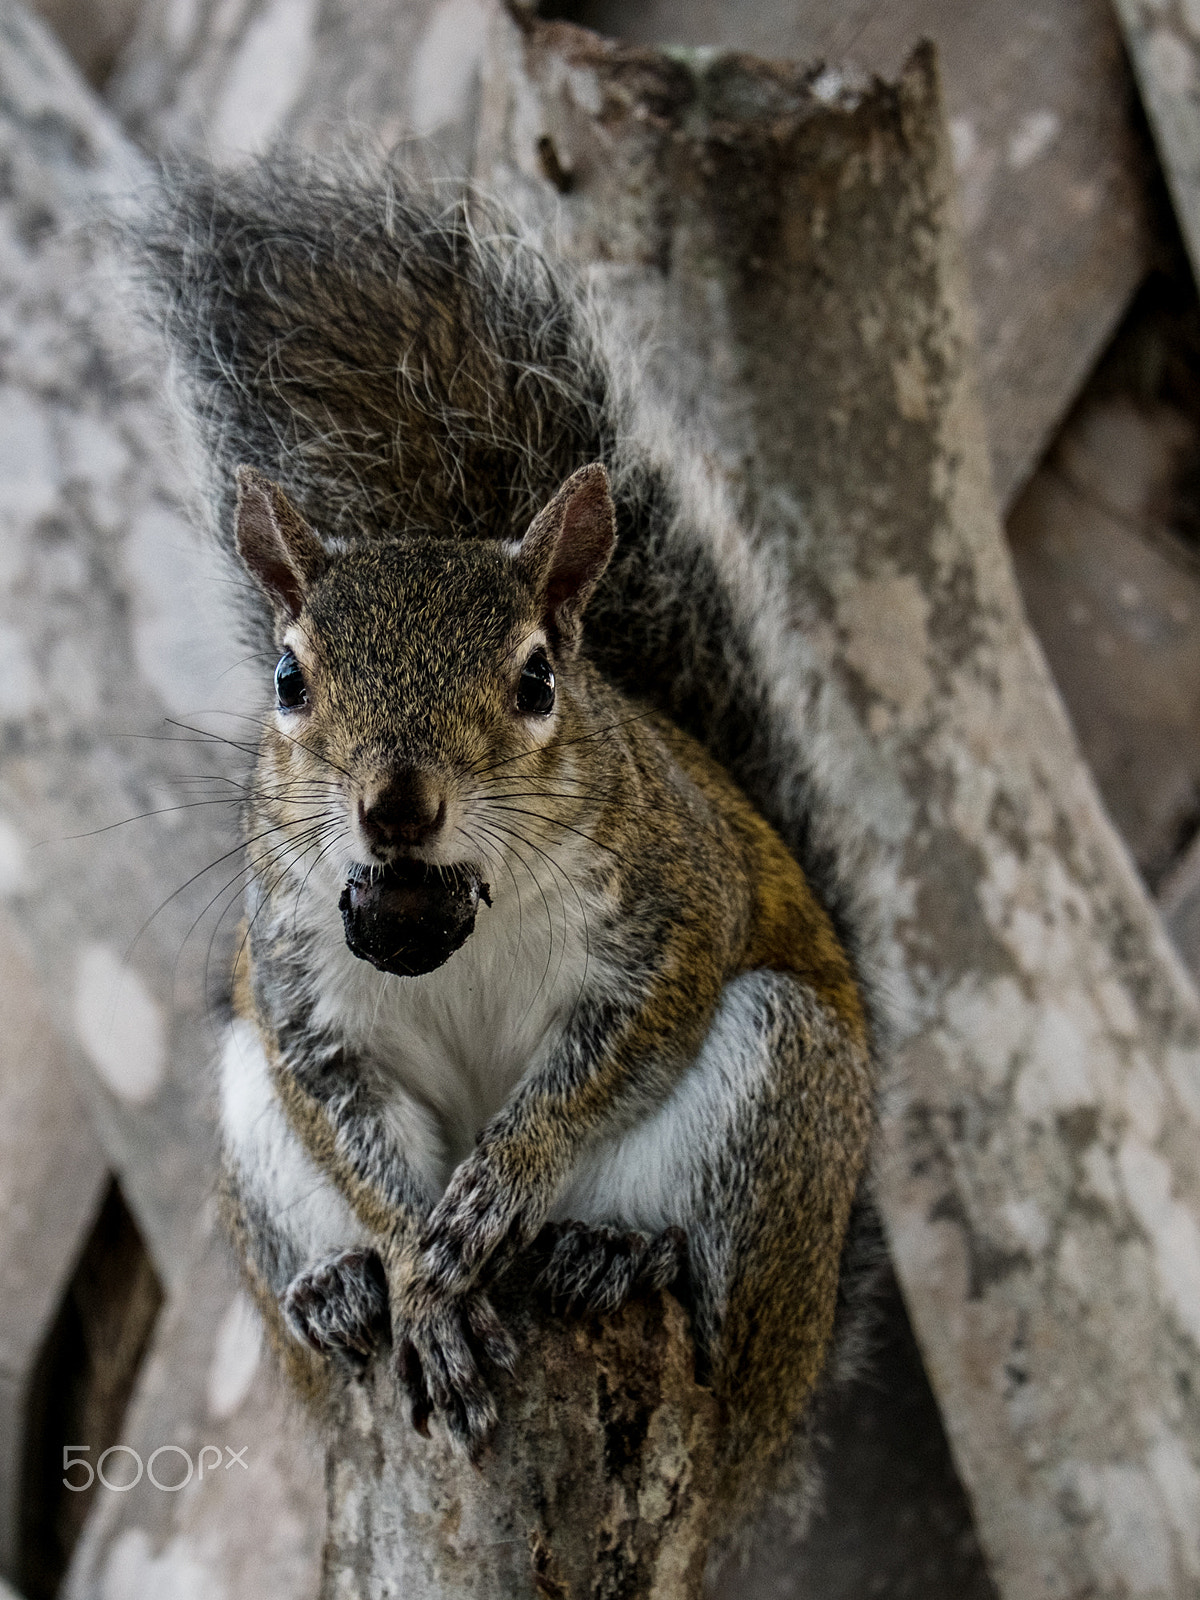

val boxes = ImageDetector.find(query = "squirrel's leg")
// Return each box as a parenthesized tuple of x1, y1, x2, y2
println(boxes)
(553, 968, 873, 1503)
(218, 1017, 388, 1369)
(390, 962, 717, 1450)
(534, 1219, 689, 1313)
(219, 1014, 454, 1373)
(251, 1012, 519, 1442)
(416, 965, 716, 1298)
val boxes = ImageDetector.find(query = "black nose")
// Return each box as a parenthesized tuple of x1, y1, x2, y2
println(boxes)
(358, 769, 446, 853)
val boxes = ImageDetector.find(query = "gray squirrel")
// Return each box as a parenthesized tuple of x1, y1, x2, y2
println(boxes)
(131, 155, 877, 1527)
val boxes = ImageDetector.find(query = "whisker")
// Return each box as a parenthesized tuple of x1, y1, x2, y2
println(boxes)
(199, 709, 358, 783)
(119, 809, 335, 960)
(453, 820, 525, 962)
(460, 820, 577, 1039)
(479, 802, 631, 867)
(472, 709, 658, 778)
(234, 823, 343, 982)
(291, 827, 353, 940)
(477, 816, 591, 1012)
(470, 818, 560, 1005)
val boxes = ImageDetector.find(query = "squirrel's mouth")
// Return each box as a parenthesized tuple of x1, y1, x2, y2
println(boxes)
(338, 859, 491, 977)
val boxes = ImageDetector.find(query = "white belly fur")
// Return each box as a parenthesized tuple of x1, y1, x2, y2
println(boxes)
(301, 842, 605, 1179)
(219, 1017, 369, 1255)
(553, 971, 775, 1232)
(220, 849, 761, 1251)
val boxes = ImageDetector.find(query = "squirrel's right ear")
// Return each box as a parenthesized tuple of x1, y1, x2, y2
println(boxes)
(517, 463, 616, 654)
(234, 466, 328, 623)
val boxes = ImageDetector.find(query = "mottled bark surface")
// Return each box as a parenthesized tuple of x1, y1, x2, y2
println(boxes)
(322, 1282, 716, 1600)
(1114, 0, 1200, 290)
(0, 6, 326, 1594)
(544, 0, 1155, 511)
(475, 15, 1200, 1596)
(108, 0, 486, 174)
(5, 0, 1200, 1594)
(0, 0, 237, 1297)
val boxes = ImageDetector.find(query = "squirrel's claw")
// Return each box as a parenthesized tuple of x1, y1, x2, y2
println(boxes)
(537, 1222, 688, 1314)
(396, 1339, 433, 1436)
(464, 1291, 519, 1373)
(393, 1286, 514, 1457)
(282, 1247, 390, 1369)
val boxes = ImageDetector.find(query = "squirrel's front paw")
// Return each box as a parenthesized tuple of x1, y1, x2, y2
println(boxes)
(537, 1222, 688, 1313)
(282, 1248, 389, 1369)
(393, 1283, 517, 1456)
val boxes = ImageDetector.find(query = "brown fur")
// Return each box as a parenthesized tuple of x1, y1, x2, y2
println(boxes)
(223, 474, 873, 1516)
(135, 160, 878, 1529)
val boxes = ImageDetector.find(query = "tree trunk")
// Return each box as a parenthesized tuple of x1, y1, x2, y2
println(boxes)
(107, 0, 485, 175)
(465, 13, 1200, 1597)
(322, 1274, 716, 1599)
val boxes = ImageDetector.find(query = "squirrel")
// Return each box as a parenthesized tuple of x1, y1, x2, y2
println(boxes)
(130, 155, 877, 1526)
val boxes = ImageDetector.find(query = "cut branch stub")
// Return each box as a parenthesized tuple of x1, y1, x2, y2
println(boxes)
(320, 1277, 716, 1600)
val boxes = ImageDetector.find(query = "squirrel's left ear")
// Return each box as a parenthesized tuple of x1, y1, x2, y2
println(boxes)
(517, 462, 616, 654)
(234, 465, 328, 623)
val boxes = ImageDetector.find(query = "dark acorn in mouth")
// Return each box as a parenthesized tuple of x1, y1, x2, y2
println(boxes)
(338, 860, 491, 976)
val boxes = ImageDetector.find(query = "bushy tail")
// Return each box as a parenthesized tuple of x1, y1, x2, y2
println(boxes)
(131, 155, 620, 561)
(130, 154, 872, 1037)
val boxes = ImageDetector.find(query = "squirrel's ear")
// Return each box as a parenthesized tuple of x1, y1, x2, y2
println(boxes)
(518, 463, 616, 652)
(234, 466, 327, 622)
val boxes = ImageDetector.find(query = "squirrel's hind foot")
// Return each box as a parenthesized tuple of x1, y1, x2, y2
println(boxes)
(282, 1247, 389, 1371)
(537, 1222, 688, 1314)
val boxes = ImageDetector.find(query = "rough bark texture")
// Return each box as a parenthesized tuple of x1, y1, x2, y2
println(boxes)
(0, 0, 243, 1280)
(1113, 0, 1200, 291)
(544, 0, 1156, 511)
(467, 14, 1200, 1597)
(107, 0, 486, 174)
(0, 5, 328, 1593)
(322, 1280, 716, 1600)
(6, 0, 1200, 1595)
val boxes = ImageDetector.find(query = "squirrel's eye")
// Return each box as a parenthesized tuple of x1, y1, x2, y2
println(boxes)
(517, 648, 555, 716)
(274, 649, 308, 710)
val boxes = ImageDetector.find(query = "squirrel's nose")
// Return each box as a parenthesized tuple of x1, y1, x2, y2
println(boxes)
(357, 769, 446, 854)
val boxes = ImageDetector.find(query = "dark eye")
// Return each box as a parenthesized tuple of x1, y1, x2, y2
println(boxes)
(274, 649, 307, 710)
(517, 648, 555, 715)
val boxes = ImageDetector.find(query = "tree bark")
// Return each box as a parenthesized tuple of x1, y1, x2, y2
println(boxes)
(1112, 0, 1200, 292)
(0, 0, 231, 1297)
(107, 0, 485, 175)
(498, 0, 1155, 514)
(322, 1275, 716, 1600)
(0, 7, 328, 1594)
(467, 13, 1200, 1597)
